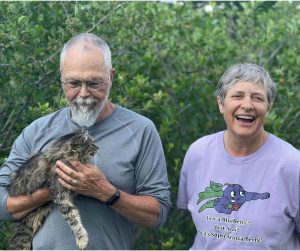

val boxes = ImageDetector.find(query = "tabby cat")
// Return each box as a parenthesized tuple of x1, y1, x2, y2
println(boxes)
(7, 129, 98, 250)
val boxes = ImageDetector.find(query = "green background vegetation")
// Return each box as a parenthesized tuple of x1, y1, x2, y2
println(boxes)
(1, 1, 300, 249)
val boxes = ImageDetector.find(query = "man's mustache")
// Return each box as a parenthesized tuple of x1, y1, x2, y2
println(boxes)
(72, 97, 99, 106)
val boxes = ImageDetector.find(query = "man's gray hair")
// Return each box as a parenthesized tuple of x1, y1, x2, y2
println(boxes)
(60, 33, 112, 73)
(215, 63, 277, 105)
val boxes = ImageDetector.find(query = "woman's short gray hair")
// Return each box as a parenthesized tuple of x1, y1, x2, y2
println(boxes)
(215, 63, 277, 105)
(60, 33, 112, 73)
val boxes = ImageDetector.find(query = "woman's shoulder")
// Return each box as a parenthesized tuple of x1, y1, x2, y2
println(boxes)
(188, 131, 222, 153)
(268, 133, 300, 160)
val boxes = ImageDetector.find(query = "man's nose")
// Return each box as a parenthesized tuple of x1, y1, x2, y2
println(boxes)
(78, 84, 90, 98)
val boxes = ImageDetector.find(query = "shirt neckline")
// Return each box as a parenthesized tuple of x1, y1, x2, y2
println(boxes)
(217, 130, 274, 164)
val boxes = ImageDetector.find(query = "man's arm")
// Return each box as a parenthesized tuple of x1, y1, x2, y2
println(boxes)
(111, 191, 160, 227)
(0, 123, 40, 220)
(6, 188, 51, 220)
(56, 160, 160, 227)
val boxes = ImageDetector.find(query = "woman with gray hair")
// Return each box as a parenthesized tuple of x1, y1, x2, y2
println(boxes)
(177, 63, 300, 249)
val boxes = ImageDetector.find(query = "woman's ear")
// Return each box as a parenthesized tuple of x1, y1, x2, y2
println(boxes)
(217, 96, 224, 114)
(268, 102, 273, 112)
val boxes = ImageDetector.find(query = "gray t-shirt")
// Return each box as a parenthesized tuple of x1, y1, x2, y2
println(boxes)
(0, 105, 171, 249)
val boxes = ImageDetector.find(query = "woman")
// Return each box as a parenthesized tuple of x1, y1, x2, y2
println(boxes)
(177, 63, 300, 249)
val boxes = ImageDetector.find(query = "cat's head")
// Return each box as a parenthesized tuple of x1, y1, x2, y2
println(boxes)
(58, 129, 99, 161)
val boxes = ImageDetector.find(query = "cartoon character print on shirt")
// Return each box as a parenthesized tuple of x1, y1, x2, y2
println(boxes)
(197, 181, 270, 215)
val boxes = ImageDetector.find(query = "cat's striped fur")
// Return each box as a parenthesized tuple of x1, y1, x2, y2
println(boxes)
(7, 129, 98, 250)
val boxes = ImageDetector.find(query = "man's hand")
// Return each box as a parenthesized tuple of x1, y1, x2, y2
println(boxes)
(55, 160, 160, 227)
(7, 188, 51, 220)
(55, 160, 116, 202)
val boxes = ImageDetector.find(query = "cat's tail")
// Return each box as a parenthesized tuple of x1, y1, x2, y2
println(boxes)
(9, 203, 51, 250)
(9, 218, 34, 250)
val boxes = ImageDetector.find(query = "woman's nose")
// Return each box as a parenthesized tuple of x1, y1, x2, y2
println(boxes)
(241, 97, 254, 110)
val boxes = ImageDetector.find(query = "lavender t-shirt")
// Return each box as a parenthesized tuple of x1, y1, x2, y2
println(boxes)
(177, 131, 300, 249)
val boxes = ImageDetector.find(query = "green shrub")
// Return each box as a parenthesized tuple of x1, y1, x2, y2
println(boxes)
(1, 2, 300, 249)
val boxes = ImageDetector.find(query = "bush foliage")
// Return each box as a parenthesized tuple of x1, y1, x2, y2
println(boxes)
(1, 1, 300, 249)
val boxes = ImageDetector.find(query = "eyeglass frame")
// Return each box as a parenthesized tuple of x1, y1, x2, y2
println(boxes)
(61, 78, 111, 92)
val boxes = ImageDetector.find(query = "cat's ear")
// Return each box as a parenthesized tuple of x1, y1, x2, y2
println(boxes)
(78, 128, 89, 144)
(82, 130, 89, 142)
(78, 127, 85, 134)
(77, 127, 87, 138)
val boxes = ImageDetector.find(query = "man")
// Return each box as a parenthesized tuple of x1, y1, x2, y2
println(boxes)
(0, 33, 171, 249)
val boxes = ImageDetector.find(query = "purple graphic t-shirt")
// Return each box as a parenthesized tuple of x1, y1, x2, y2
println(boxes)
(177, 131, 300, 249)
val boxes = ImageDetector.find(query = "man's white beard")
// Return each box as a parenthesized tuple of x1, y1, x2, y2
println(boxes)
(70, 95, 109, 127)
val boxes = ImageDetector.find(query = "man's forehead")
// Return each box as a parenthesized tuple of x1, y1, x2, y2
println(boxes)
(68, 42, 102, 53)
(64, 44, 105, 64)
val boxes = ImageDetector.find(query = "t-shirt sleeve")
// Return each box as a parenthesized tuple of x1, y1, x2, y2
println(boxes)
(0, 125, 34, 220)
(134, 120, 171, 228)
(295, 211, 300, 233)
(176, 150, 190, 210)
(295, 171, 300, 233)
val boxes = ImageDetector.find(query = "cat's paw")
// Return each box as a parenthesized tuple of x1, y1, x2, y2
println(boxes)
(76, 229, 89, 250)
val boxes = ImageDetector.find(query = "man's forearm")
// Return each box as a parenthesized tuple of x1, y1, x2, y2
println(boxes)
(7, 188, 51, 220)
(55, 160, 162, 227)
(111, 191, 160, 227)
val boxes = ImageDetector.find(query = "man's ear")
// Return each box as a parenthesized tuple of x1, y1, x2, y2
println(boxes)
(217, 96, 224, 114)
(110, 68, 116, 81)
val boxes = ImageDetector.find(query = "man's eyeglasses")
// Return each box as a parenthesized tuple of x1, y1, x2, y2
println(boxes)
(62, 79, 110, 91)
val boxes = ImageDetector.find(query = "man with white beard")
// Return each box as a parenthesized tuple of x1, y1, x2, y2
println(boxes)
(0, 33, 171, 249)
(70, 95, 109, 127)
